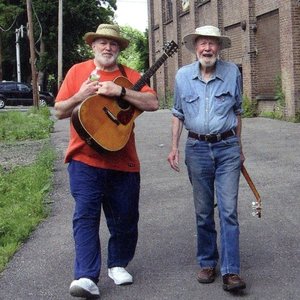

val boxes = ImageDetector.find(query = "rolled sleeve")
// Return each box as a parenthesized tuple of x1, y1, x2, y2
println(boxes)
(172, 74, 185, 120)
(172, 107, 185, 120)
(234, 73, 243, 115)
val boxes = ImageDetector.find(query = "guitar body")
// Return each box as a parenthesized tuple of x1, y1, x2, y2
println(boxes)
(71, 40, 178, 153)
(72, 76, 142, 152)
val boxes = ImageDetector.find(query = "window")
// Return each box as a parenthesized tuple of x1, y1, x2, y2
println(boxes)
(1, 83, 16, 91)
(182, 0, 190, 11)
(197, 0, 210, 6)
(17, 84, 31, 92)
(165, 0, 173, 22)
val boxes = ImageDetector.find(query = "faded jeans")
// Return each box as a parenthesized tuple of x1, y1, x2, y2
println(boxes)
(185, 135, 241, 275)
(68, 160, 140, 283)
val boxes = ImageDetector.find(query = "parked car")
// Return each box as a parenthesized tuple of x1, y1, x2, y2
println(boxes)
(0, 81, 54, 109)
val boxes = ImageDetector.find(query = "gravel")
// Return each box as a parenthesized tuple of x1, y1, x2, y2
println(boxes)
(0, 139, 48, 171)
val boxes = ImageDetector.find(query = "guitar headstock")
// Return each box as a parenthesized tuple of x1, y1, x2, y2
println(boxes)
(252, 201, 262, 218)
(163, 40, 179, 57)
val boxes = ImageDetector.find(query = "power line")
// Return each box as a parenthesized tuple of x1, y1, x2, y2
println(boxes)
(0, 15, 18, 32)
(31, 0, 43, 45)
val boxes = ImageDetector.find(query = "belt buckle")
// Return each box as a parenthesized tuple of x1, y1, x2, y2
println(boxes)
(204, 133, 221, 142)
(204, 134, 211, 142)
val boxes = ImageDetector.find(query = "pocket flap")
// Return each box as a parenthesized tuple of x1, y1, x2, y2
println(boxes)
(183, 95, 200, 103)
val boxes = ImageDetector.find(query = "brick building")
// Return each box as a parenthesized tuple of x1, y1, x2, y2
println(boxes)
(147, 0, 300, 118)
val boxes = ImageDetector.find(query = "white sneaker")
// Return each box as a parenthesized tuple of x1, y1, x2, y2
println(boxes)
(69, 278, 100, 298)
(108, 267, 133, 285)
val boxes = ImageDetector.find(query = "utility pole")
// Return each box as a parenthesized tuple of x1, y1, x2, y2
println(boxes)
(58, 0, 63, 90)
(26, 0, 39, 108)
(15, 25, 24, 82)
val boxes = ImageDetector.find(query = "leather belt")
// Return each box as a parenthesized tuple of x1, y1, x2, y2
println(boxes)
(188, 129, 236, 143)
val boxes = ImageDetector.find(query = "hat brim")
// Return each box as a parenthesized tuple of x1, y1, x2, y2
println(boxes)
(84, 32, 130, 51)
(183, 33, 231, 52)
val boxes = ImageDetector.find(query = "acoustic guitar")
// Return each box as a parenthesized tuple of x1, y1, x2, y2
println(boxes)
(71, 40, 178, 152)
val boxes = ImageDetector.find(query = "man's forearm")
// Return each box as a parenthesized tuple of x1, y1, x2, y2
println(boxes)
(54, 93, 83, 119)
(171, 116, 183, 150)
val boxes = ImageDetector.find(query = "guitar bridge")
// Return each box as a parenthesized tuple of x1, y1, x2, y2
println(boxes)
(103, 107, 120, 125)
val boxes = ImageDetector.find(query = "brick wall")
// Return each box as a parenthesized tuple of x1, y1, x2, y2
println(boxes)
(223, 0, 247, 26)
(148, 0, 299, 117)
(195, 0, 218, 25)
(293, 3, 300, 114)
(256, 0, 279, 15)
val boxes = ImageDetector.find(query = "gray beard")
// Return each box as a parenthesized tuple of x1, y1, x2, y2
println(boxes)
(94, 52, 118, 67)
(199, 56, 217, 67)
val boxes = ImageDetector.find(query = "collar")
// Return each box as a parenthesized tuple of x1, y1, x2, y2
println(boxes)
(191, 60, 226, 82)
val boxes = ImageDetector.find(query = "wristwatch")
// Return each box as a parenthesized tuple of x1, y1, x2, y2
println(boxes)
(120, 86, 126, 98)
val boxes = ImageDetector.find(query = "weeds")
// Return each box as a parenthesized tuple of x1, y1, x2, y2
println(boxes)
(0, 146, 56, 272)
(0, 107, 54, 142)
(0, 107, 55, 272)
(242, 95, 257, 118)
(159, 89, 173, 109)
(294, 111, 300, 123)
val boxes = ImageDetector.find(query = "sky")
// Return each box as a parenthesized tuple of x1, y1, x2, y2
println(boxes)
(115, 0, 148, 32)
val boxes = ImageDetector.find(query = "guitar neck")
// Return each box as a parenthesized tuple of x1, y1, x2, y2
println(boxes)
(132, 53, 169, 92)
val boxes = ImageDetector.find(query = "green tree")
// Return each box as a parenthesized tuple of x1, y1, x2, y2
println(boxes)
(30, 0, 117, 92)
(1, 1, 150, 95)
(0, 1, 23, 81)
(0, 0, 116, 93)
(118, 26, 149, 73)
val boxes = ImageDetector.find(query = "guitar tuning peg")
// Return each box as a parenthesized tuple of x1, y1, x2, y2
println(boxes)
(251, 201, 262, 218)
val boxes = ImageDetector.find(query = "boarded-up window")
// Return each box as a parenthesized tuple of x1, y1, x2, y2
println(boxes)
(256, 10, 280, 96)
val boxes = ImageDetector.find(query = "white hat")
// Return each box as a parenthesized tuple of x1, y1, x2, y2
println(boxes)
(183, 25, 231, 52)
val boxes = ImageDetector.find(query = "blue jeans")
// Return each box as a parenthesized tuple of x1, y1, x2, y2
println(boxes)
(185, 136, 241, 276)
(68, 160, 140, 282)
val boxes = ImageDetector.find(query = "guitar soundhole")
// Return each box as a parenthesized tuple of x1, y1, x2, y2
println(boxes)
(118, 98, 130, 109)
(117, 107, 134, 125)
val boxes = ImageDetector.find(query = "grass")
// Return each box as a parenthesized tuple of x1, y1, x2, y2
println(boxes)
(0, 107, 56, 272)
(0, 107, 54, 141)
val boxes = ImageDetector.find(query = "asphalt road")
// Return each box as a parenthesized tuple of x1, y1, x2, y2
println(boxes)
(0, 110, 299, 300)
(0, 105, 30, 112)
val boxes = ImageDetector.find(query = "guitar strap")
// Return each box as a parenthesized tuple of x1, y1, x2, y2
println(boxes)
(118, 64, 128, 78)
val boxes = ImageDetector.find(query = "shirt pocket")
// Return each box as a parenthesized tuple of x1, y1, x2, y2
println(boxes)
(182, 95, 200, 118)
(214, 91, 234, 115)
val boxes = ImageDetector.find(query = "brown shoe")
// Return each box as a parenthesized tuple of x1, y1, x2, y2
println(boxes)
(197, 268, 216, 283)
(222, 274, 246, 291)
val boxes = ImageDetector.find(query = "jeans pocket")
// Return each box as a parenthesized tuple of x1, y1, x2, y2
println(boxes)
(186, 136, 199, 147)
(221, 136, 239, 146)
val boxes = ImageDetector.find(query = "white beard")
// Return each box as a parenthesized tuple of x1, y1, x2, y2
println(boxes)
(94, 51, 118, 68)
(199, 56, 217, 68)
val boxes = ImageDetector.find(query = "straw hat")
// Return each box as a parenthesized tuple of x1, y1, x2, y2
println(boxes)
(83, 24, 130, 51)
(183, 25, 231, 52)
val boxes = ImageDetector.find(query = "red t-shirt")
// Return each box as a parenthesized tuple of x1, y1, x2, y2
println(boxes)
(56, 59, 156, 172)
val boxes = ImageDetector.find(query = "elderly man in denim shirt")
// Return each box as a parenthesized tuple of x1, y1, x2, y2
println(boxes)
(168, 25, 246, 291)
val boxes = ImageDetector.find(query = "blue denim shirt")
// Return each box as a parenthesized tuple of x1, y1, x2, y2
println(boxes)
(172, 60, 243, 134)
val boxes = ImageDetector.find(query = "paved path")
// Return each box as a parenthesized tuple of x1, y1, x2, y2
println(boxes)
(0, 110, 299, 299)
